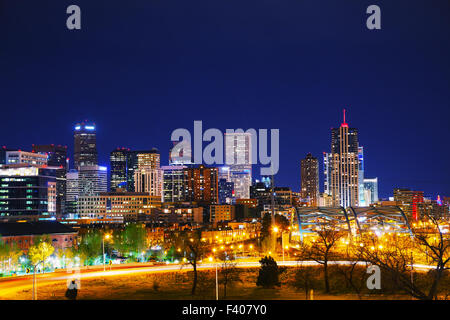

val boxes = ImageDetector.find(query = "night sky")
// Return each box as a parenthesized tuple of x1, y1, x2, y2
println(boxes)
(1, 1, 449, 199)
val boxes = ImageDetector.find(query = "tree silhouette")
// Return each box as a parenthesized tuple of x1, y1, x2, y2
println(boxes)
(300, 224, 344, 293)
(256, 256, 281, 288)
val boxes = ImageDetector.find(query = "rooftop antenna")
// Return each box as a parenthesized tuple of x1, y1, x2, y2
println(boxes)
(341, 108, 348, 127)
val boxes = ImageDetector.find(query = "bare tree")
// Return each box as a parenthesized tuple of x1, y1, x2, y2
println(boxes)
(293, 262, 318, 299)
(335, 248, 367, 299)
(413, 213, 449, 299)
(218, 251, 241, 298)
(356, 219, 449, 301)
(183, 230, 206, 295)
(300, 225, 344, 293)
(356, 234, 424, 298)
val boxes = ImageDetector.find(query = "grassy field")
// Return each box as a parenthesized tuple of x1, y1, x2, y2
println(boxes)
(7, 267, 417, 300)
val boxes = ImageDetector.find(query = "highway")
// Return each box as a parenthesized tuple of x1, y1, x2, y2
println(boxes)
(0, 260, 435, 299)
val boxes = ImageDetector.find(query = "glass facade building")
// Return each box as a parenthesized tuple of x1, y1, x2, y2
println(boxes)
(74, 122, 98, 168)
(0, 165, 57, 220)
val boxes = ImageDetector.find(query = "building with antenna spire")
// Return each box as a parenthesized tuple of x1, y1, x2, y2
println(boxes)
(324, 109, 360, 207)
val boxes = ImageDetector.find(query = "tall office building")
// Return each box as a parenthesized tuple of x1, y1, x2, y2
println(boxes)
(218, 166, 231, 182)
(74, 122, 98, 169)
(250, 181, 271, 209)
(162, 165, 186, 202)
(260, 176, 273, 189)
(324, 110, 360, 207)
(4, 150, 48, 166)
(358, 146, 365, 206)
(363, 178, 379, 205)
(134, 168, 163, 197)
(0, 164, 57, 221)
(300, 153, 319, 206)
(126, 149, 160, 192)
(32, 145, 67, 168)
(225, 132, 252, 199)
(32, 144, 68, 216)
(394, 188, 424, 220)
(169, 141, 192, 165)
(66, 169, 79, 216)
(183, 165, 218, 204)
(218, 178, 234, 204)
(78, 165, 107, 197)
(129, 149, 162, 198)
(0, 146, 9, 164)
(110, 148, 129, 191)
(323, 152, 331, 196)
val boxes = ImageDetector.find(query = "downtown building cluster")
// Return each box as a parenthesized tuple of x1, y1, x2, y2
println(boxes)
(0, 113, 448, 230)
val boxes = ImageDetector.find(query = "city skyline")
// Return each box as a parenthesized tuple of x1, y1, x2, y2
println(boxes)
(0, 111, 446, 201)
(0, 0, 449, 305)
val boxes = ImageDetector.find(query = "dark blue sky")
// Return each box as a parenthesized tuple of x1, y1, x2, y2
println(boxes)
(1, 1, 449, 199)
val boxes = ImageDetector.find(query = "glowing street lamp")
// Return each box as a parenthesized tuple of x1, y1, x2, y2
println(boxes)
(102, 234, 111, 271)
(208, 256, 219, 300)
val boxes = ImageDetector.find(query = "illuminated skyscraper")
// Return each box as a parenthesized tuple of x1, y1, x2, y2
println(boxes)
(66, 169, 79, 216)
(301, 153, 319, 206)
(363, 177, 379, 205)
(126, 149, 160, 192)
(0, 165, 57, 221)
(225, 132, 252, 199)
(358, 146, 365, 206)
(110, 148, 129, 191)
(218, 178, 234, 204)
(162, 165, 186, 202)
(324, 110, 359, 207)
(183, 165, 218, 204)
(218, 166, 231, 182)
(169, 141, 192, 165)
(394, 188, 424, 220)
(135, 168, 163, 197)
(74, 122, 98, 168)
(4, 150, 48, 166)
(32, 144, 68, 215)
(78, 165, 107, 197)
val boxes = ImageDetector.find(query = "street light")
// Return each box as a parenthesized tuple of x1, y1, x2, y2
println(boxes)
(103, 234, 111, 271)
(283, 245, 289, 262)
(209, 256, 218, 300)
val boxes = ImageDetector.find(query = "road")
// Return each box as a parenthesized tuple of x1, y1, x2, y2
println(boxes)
(0, 260, 434, 299)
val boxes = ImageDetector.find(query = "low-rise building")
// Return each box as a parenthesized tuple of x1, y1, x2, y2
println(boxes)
(210, 204, 235, 224)
(0, 221, 77, 252)
(78, 191, 161, 221)
(236, 198, 258, 208)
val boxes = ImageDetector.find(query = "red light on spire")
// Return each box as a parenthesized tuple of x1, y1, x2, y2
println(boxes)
(341, 108, 348, 127)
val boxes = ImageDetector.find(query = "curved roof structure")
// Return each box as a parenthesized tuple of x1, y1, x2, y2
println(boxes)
(294, 206, 413, 241)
